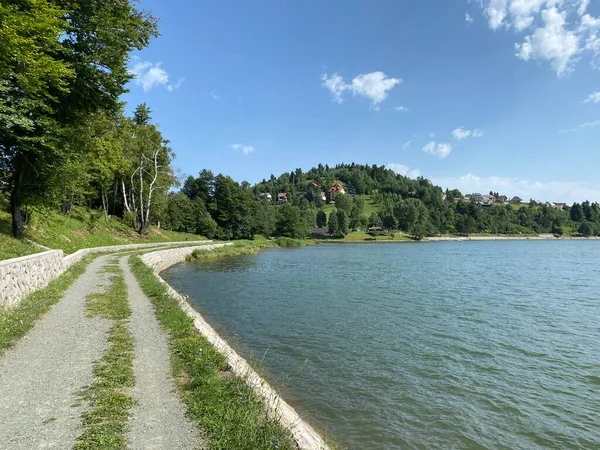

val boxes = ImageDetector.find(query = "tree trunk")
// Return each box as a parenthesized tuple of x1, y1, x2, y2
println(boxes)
(101, 189, 109, 220)
(121, 179, 131, 213)
(11, 168, 24, 238)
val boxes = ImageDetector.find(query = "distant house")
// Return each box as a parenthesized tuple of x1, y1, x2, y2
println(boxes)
(277, 193, 288, 205)
(329, 183, 346, 197)
(311, 227, 330, 237)
(533, 199, 542, 205)
(470, 193, 483, 202)
(367, 226, 388, 236)
(510, 196, 523, 204)
(553, 202, 567, 210)
(319, 192, 327, 201)
(256, 193, 272, 202)
(497, 195, 508, 203)
(481, 195, 496, 205)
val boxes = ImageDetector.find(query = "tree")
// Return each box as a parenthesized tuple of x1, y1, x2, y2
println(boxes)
(212, 174, 256, 239)
(275, 203, 307, 239)
(127, 105, 175, 235)
(570, 203, 584, 222)
(336, 209, 349, 237)
(579, 221, 593, 237)
(0, 0, 73, 237)
(316, 210, 327, 228)
(1, 0, 158, 237)
(368, 212, 382, 227)
(328, 210, 339, 235)
(456, 215, 476, 236)
(334, 193, 352, 213)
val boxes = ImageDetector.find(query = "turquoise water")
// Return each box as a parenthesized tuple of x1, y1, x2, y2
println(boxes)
(162, 241, 600, 449)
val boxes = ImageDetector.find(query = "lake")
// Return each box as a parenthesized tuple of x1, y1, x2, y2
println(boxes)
(162, 241, 600, 449)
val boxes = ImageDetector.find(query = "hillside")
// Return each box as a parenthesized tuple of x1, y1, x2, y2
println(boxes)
(0, 199, 205, 260)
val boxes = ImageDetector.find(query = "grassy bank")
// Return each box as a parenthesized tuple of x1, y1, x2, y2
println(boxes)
(76, 264, 134, 449)
(129, 256, 296, 450)
(187, 236, 308, 262)
(0, 201, 205, 260)
(0, 255, 95, 356)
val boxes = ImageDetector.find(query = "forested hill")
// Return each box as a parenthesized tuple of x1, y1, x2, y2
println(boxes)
(164, 164, 600, 240)
(1, 4, 598, 246)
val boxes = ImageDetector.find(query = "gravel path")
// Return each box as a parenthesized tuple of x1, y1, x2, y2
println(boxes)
(121, 256, 203, 450)
(0, 255, 114, 449)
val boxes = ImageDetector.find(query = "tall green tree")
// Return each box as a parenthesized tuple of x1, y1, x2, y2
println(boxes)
(316, 210, 327, 228)
(1, 0, 159, 237)
(0, 0, 73, 237)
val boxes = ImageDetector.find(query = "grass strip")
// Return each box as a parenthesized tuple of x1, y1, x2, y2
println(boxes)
(187, 237, 310, 262)
(129, 256, 296, 450)
(86, 266, 130, 320)
(0, 255, 95, 356)
(76, 267, 134, 450)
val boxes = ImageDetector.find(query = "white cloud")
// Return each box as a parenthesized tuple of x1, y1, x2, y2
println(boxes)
(167, 77, 186, 92)
(231, 143, 255, 155)
(452, 127, 485, 140)
(479, 1, 600, 77)
(515, 7, 580, 76)
(210, 90, 220, 100)
(558, 120, 600, 132)
(386, 163, 422, 179)
(321, 71, 401, 105)
(423, 141, 454, 159)
(129, 59, 184, 92)
(466, 13, 474, 23)
(583, 91, 600, 103)
(578, 0, 590, 16)
(394, 105, 410, 112)
(321, 73, 347, 103)
(485, 0, 509, 30)
(431, 172, 600, 203)
(402, 140, 412, 149)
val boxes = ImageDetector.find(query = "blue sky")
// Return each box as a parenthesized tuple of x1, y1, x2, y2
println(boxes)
(124, 0, 600, 203)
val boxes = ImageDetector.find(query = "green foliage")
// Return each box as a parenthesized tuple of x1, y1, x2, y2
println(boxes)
(275, 203, 310, 239)
(316, 210, 327, 227)
(328, 209, 339, 235)
(129, 257, 296, 450)
(275, 237, 307, 247)
(1, 0, 158, 237)
(335, 209, 349, 237)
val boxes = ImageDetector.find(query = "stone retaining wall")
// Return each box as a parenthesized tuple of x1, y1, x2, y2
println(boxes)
(0, 240, 211, 308)
(139, 244, 330, 450)
(0, 251, 66, 308)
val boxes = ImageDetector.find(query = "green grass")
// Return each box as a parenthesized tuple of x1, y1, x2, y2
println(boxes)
(0, 255, 95, 356)
(274, 237, 308, 247)
(313, 231, 413, 243)
(129, 257, 296, 450)
(0, 201, 205, 260)
(322, 195, 379, 219)
(76, 266, 134, 450)
(86, 267, 130, 320)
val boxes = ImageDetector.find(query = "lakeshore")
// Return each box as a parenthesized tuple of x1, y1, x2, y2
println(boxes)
(165, 240, 600, 449)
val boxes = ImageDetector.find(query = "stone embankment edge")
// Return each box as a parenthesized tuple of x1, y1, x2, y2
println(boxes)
(0, 240, 211, 308)
(139, 244, 331, 450)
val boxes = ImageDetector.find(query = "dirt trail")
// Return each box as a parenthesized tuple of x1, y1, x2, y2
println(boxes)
(0, 255, 114, 449)
(120, 256, 202, 449)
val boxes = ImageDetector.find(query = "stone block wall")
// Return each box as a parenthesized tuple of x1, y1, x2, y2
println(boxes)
(0, 250, 66, 308)
(140, 243, 232, 273)
(0, 240, 212, 308)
